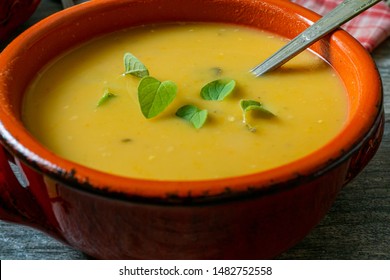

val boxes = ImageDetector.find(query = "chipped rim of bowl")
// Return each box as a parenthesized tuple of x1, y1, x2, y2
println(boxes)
(0, 0, 383, 203)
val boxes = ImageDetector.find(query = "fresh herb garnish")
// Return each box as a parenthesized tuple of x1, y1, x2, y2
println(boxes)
(176, 105, 208, 129)
(240, 99, 274, 131)
(137, 76, 177, 118)
(200, 78, 236, 101)
(120, 52, 275, 131)
(97, 89, 116, 107)
(123, 52, 149, 78)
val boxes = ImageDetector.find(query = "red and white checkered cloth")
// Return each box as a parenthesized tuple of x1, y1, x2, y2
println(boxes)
(291, 0, 390, 52)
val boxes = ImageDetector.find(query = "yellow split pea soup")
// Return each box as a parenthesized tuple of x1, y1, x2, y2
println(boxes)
(22, 23, 348, 181)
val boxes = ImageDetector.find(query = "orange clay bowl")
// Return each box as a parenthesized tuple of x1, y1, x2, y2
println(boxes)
(0, 0, 384, 259)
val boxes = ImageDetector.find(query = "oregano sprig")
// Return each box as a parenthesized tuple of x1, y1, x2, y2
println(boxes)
(200, 78, 236, 101)
(97, 89, 116, 107)
(118, 52, 276, 130)
(176, 105, 208, 129)
(123, 52, 149, 78)
(240, 99, 274, 131)
(138, 76, 177, 119)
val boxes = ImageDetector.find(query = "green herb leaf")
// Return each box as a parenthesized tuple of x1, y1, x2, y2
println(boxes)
(240, 99, 274, 131)
(123, 52, 149, 78)
(240, 99, 274, 115)
(97, 89, 116, 107)
(200, 79, 236, 101)
(138, 76, 177, 118)
(176, 105, 208, 129)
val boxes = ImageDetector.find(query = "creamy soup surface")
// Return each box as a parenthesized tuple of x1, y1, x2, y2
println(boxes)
(22, 23, 348, 180)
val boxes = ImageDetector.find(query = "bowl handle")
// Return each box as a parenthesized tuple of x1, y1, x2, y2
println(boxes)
(0, 146, 65, 242)
(344, 111, 384, 186)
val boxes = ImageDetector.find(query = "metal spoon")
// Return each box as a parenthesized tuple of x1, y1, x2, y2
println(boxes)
(251, 0, 382, 76)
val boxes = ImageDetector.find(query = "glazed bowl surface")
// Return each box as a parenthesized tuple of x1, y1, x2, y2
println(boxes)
(0, 0, 384, 259)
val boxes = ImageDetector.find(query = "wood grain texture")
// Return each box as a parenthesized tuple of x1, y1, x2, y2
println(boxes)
(1, 0, 389, 260)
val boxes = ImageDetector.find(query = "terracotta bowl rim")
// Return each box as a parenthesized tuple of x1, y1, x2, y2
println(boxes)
(0, 0, 383, 204)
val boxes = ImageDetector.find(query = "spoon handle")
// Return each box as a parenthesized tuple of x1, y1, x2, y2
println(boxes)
(251, 0, 382, 76)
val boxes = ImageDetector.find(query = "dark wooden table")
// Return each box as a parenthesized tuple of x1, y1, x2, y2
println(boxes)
(1, 0, 389, 260)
